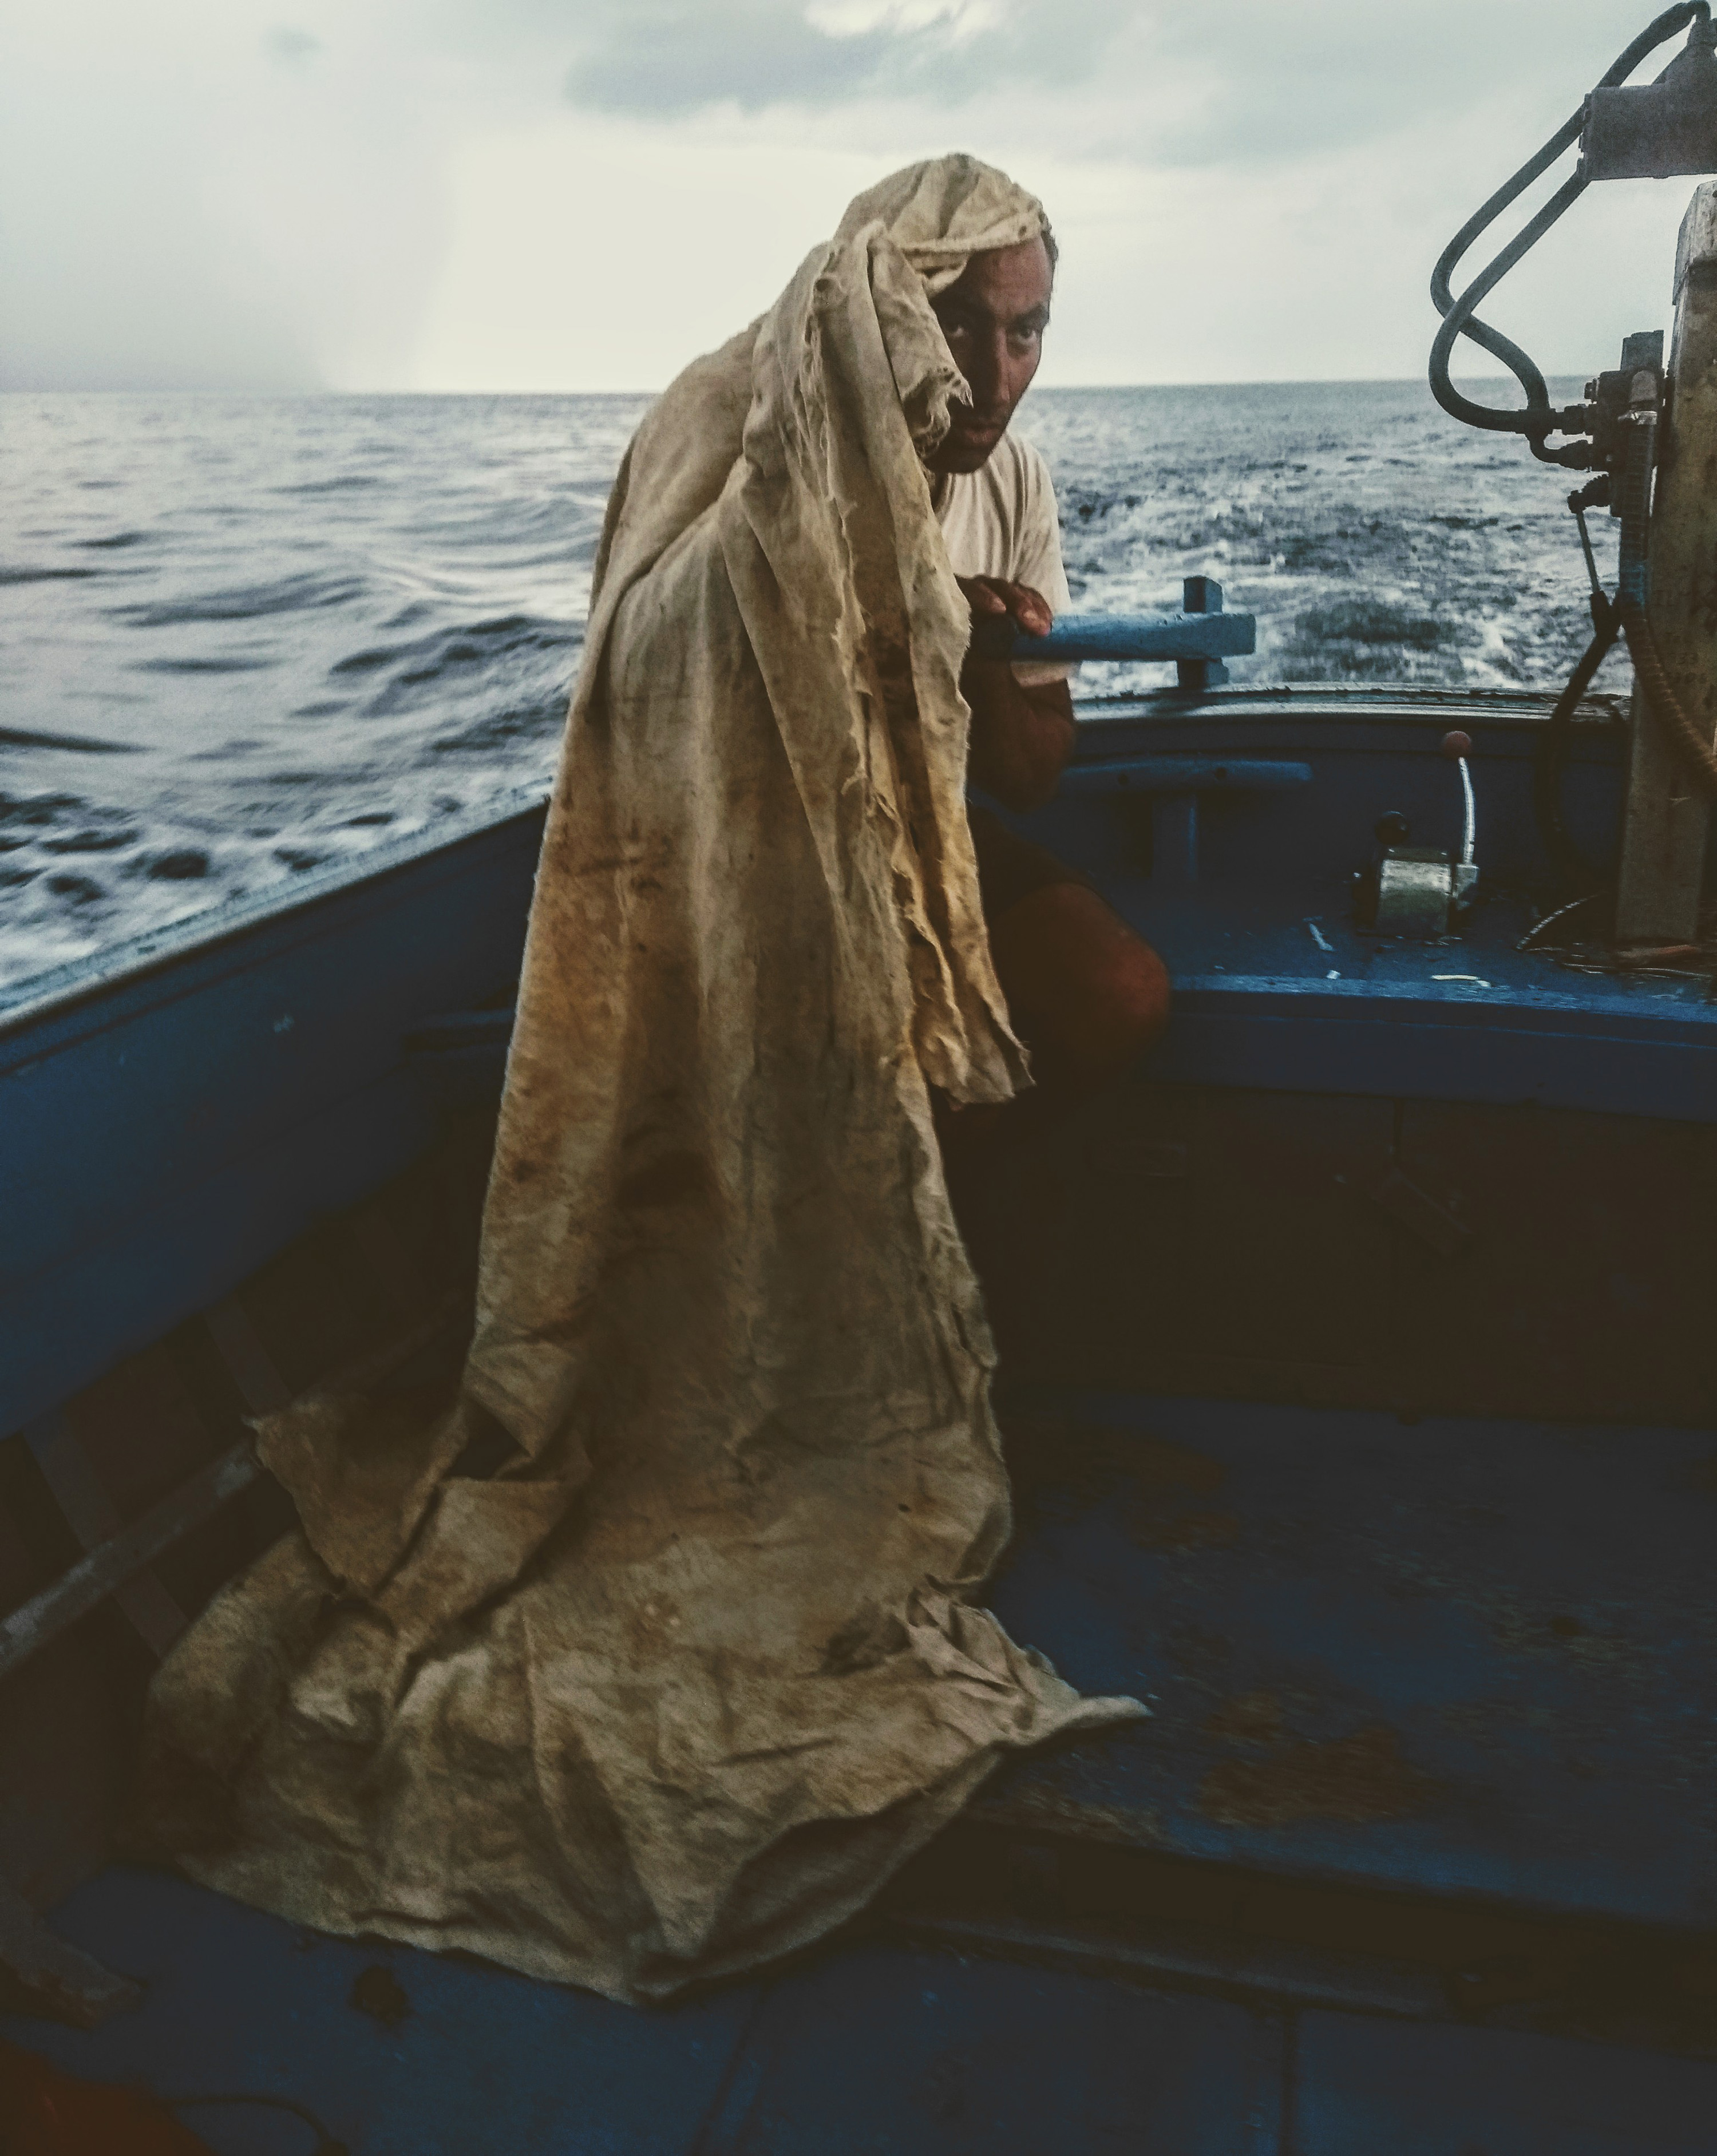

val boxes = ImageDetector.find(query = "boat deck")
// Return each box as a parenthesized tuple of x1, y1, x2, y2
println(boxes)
(8, 1860, 1715, 2155)
(982, 1391, 1717, 1936)
(7, 1390, 1717, 2151)
(5, 687, 1716, 2143)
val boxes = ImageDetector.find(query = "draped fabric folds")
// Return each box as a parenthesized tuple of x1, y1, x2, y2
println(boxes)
(141, 153, 1144, 2004)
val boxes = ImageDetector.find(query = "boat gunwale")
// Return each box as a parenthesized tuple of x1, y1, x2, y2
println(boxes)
(0, 681, 1638, 1057)
(0, 784, 550, 1061)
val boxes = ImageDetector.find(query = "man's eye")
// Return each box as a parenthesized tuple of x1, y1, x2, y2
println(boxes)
(1007, 327, 1042, 353)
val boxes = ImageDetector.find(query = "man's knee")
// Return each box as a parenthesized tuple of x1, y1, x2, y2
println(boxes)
(988, 883, 1169, 1090)
(1100, 933, 1171, 1068)
(1057, 929, 1167, 1090)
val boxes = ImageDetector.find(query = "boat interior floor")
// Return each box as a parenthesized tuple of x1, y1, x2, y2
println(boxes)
(7, 1391, 1717, 2151)
(6, 1861, 1716, 2156)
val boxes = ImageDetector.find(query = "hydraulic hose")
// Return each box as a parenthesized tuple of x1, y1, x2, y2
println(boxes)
(1619, 604, 1717, 792)
(1430, 4, 1710, 440)
(1613, 410, 1717, 794)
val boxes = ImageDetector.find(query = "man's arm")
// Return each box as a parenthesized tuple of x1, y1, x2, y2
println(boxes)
(956, 576, 1075, 813)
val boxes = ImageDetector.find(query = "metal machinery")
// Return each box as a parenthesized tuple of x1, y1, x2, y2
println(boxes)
(1432, 1, 1717, 942)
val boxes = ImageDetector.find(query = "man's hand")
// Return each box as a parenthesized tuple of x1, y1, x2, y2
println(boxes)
(956, 576, 1054, 642)
(956, 577, 1074, 813)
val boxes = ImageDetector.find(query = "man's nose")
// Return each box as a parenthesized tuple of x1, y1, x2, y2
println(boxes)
(966, 330, 1012, 417)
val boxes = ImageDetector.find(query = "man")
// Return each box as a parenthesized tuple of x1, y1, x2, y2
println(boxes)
(923, 228, 1168, 1162)
(144, 156, 1149, 2009)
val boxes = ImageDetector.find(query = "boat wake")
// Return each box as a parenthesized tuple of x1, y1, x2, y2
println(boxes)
(1, 382, 1620, 1004)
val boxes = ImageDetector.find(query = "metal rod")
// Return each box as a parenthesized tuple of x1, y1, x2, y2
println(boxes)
(26, 1411, 188, 1659)
(0, 1439, 260, 1686)
(1458, 758, 1477, 865)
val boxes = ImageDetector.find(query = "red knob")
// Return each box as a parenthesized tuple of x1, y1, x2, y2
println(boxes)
(1441, 730, 1473, 759)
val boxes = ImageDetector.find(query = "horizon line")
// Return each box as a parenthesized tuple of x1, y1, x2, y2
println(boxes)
(0, 370, 1588, 399)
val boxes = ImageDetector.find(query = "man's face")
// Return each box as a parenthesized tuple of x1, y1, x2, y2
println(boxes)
(925, 236, 1053, 476)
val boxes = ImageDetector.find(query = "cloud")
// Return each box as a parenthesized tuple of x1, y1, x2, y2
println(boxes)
(264, 25, 322, 63)
(2, 0, 1703, 393)
(1, 0, 453, 391)
(563, 0, 1130, 117)
(557, 0, 1702, 169)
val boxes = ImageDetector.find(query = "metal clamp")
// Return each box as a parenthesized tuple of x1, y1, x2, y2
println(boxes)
(1356, 733, 1481, 936)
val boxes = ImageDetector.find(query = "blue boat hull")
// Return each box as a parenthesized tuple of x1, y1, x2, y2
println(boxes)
(3, 684, 1715, 2148)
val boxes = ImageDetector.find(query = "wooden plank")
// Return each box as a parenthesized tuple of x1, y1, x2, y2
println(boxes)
(1177, 573, 1232, 693)
(971, 606, 1255, 664)
(1615, 187, 1717, 939)
(1614, 675, 1709, 941)
(887, 1909, 1445, 2017)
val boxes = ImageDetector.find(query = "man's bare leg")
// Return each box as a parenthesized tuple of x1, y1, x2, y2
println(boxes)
(935, 882, 1169, 1174)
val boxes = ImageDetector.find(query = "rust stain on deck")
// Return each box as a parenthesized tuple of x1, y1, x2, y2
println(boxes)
(1000, 1417, 1232, 1553)
(1197, 1724, 1438, 1828)
(350, 1963, 412, 2029)
(972, 1783, 1164, 1849)
(1201, 1690, 1285, 1746)
(1132, 1506, 1240, 1552)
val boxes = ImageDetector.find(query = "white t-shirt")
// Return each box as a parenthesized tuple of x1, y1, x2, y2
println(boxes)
(932, 429, 1075, 687)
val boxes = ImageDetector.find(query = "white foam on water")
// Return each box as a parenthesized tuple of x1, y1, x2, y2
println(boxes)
(1, 381, 1621, 1006)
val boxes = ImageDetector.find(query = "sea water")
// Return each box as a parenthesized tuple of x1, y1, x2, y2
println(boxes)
(0, 381, 1620, 1004)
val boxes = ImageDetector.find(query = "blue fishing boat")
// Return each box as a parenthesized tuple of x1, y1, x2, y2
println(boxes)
(5, 9, 1717, 2149)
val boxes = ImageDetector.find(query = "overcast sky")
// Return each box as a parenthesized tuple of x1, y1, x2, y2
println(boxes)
(2, 1, 1706, 393)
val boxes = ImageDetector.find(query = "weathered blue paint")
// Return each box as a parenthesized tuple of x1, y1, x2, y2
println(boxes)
(984, 1390, 1717, 1934)
(1058, 758, 1314, 795)
(1294, 2013, 1717, 2155)
(1152, 971, 1717, 1121)
(1178, 572, 1233, 692)
(1, 1869, 1285, 2156)
(0, 795, 544, 1439)
(3, 668, 1716, 2142)
(980, 606, 1256, 664)
(9, 686, 1692, 1443)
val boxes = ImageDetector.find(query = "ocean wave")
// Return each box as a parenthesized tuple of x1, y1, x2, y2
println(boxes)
(132, 655, 279, 675)
(274, 473, 384, 496)
(112, 570, 368, 627)
(0, 381, 1622, 1007)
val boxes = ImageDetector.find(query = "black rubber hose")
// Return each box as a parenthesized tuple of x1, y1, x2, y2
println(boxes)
(1534, 606, 1624, 889)
(1619, 600, 1717, 793)
(1430, 169, 1589, 437)
(1429, 4, 1707, 436)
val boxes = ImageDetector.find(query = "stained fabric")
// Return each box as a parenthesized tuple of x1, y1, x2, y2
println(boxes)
(141, 153, 1144, 2004)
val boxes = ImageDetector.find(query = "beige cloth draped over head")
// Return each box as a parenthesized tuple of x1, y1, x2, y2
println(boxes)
(142, 153, 1144, 2004)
